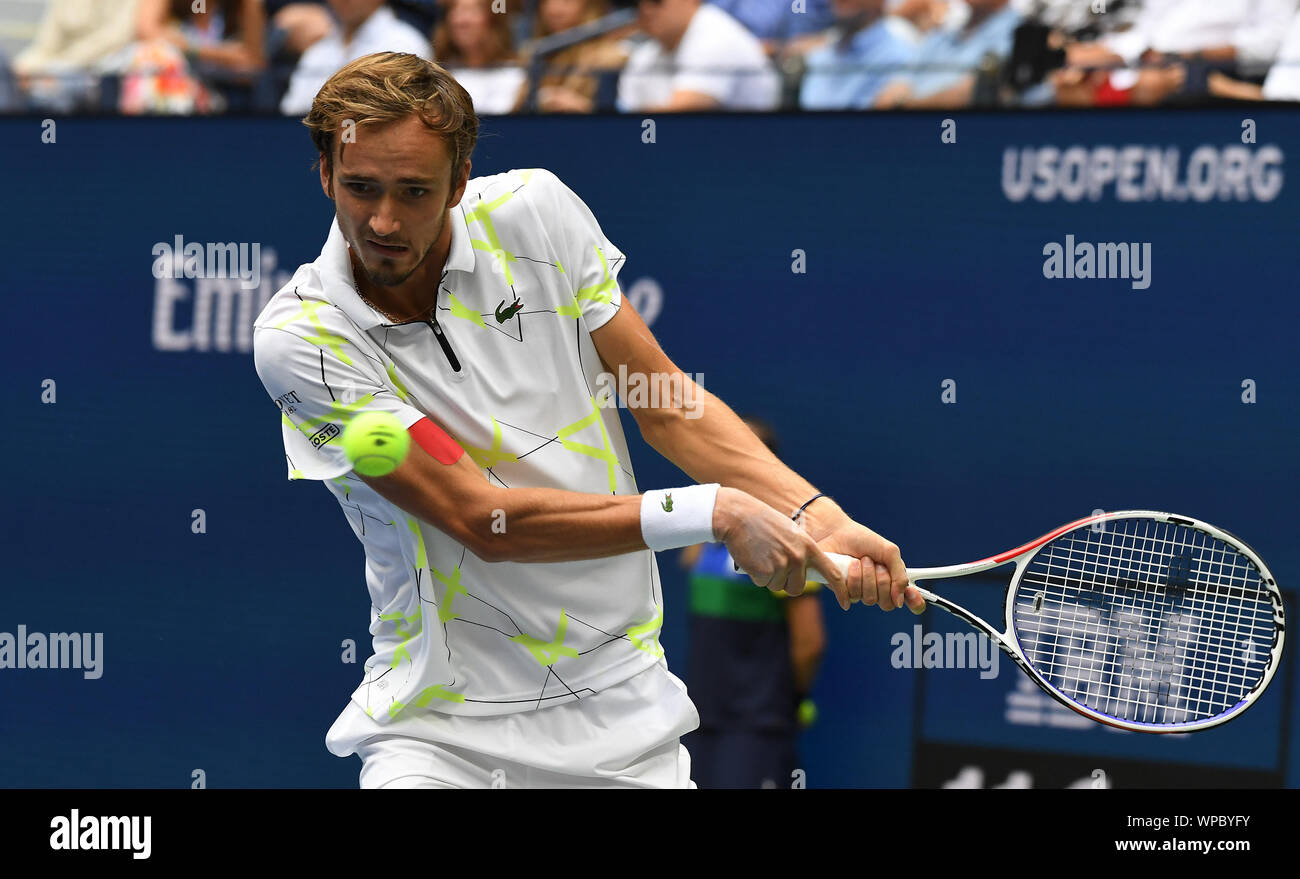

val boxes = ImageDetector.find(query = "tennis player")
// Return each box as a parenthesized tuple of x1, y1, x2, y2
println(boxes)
(253, 51, 924, 789)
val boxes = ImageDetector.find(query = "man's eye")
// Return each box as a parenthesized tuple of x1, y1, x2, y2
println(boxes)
(346, 183, 372, 194)
(407, 188, 428, 198)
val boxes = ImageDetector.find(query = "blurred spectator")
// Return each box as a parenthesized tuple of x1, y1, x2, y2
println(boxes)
(432, 0, 534, 48)
(776, 0, 933, 66)
(501, 0, 539, 49)
(390, 0, 444, 33)
(12, 0, 142, 113)
(617, 0, 780, 111)
(122, 0, 267, 114)
(136, 0, 267, 72)
(708, 0, 835, 50)
(518, 0, 628, 112)
(1050, 53, 1186, 109)
(1051, 1, 1297, 109)
(798, 0, 915, 109)
(678, 417, 826, 790)
(1023, 0, 1140, 37)
(1068, 0, 1297, 79)
(13, 0, 1297, 113)
(281, 0, 431, 115)
(0, 48, 17, 112)
(1257, 6, 1300, 98)
(1208, 6, 1300, 100)
(885, 0, 957, 45)
(268, 2, 337, 56)
(875, 0, 1020, 108)
(433, 0, 526, 114)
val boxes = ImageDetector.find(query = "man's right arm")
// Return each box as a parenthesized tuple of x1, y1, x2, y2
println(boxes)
(358, 432, 828, 577)
(254, 322, 840, 589)
(355, 432, 647, 563)
(254, 322, 651, 562)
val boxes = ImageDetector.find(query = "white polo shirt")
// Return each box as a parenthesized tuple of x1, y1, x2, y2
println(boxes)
(252, 169, 666, 745)
(617, 3, 781, 111)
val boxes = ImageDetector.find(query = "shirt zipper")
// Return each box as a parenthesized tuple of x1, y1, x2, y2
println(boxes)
(424, 309, 462, 372)
(362, 278, 462, 373)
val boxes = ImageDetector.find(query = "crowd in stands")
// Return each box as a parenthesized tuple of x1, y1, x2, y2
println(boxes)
(2, 0, 1300, 114)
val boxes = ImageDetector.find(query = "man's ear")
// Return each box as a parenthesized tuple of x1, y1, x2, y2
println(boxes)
(319, 155, 334, 200)
(448, 160, 471, 209)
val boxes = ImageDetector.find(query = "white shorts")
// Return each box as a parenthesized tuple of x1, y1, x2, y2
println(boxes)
(327, 661, 701, 789)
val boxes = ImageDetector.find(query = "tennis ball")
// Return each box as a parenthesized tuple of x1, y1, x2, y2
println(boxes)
(797, 698, 818, 728)
(341, 411, 410, 477)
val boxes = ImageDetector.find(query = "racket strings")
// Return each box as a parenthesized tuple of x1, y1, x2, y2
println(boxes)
(1011, 519, 1277, 726)
(1026, 527, 1265, 723)
(1049, 529, 1261, 723)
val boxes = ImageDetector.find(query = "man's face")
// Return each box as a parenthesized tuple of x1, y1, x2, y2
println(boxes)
(636, 0, 697, 44)
(328, 0, 385, 31)
(321, 114, 469, 289)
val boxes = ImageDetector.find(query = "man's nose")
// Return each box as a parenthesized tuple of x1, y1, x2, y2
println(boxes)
(369, 201, 400, 237)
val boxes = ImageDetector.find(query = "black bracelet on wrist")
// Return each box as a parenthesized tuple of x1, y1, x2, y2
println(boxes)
(792, 492, 829, 523)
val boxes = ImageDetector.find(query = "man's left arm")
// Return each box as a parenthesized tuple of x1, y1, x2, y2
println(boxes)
(590, 302, 924, 613)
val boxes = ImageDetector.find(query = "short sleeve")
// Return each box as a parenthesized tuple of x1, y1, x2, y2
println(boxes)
(524, 169, 626, 330)
(253, 324, 427, 482)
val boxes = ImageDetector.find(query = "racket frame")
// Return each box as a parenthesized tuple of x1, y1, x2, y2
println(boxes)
(814, 510, 1285, 733)
(909, 510, 1286, 733)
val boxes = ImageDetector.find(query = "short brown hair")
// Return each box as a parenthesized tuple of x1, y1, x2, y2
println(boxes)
(303, 52, 479, 191)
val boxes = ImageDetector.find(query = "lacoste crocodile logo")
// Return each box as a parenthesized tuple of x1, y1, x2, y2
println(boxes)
(495, 297, 524, 323)
(662, 493, 673, 512)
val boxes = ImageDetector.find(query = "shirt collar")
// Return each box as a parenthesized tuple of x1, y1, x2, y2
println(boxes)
(316, 202, 475, 330)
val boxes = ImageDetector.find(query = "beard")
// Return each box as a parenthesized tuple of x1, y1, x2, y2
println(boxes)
(343, 203, 446, 288)
(355, 239, 434, 287)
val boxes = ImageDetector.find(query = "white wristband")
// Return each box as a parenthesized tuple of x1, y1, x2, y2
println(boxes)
(640, 484, 720, 552)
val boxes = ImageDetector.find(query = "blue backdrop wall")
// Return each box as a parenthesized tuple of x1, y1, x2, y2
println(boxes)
(1, 110, 1296, 788)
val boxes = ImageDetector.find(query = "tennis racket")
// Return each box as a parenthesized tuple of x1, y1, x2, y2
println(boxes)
(805, 511, 1285, 733)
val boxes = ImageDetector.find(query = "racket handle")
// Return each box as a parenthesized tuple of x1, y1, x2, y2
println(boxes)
(796, 552, 937, 602)
(730, 551, 855, 583)
(809, 552, 854, 583)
